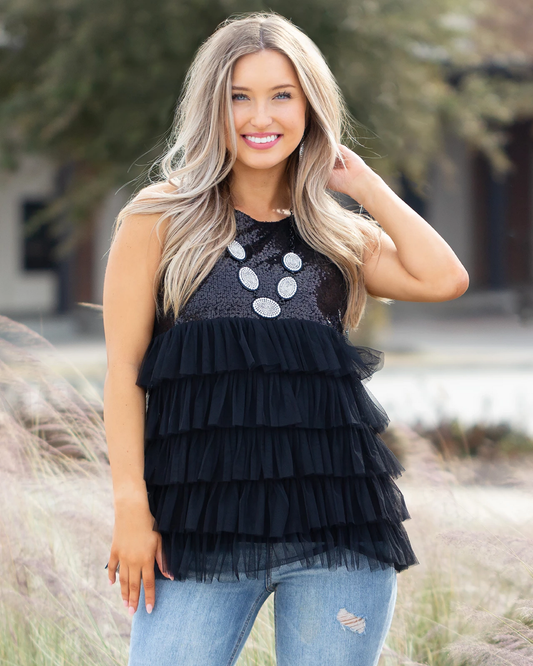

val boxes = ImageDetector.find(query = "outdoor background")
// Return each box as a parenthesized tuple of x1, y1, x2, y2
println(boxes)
(1, 1, 532, 664)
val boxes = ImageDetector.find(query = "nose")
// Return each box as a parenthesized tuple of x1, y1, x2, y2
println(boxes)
(249, 101, 273, 130)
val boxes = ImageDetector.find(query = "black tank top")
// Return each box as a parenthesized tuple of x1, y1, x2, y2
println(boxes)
(134, 208, 419, 583)
(152, 209, 348, 338)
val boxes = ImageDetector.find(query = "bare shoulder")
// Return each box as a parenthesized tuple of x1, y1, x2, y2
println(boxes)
(103, 206, 171, 370)
(134, 179, 179, 201)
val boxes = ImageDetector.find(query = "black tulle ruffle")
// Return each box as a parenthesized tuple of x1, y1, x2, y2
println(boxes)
(143, 424, 405, 485)
(149, 475, 411, 535)
(136, 316, 385, 386)
(135, 316, 419, 582)
(156, 523, 417, 583)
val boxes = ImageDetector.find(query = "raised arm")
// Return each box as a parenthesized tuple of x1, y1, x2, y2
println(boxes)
(357, 169, 470, 302)
(103, 206, 173, 618)
(327, 144, 470, 302)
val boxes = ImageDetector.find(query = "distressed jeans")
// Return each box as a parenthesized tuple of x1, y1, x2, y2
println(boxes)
(127, 553, 398, 666)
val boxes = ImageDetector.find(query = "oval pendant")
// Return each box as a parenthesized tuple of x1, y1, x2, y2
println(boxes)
(282, 252, 302, 272)
(238, 266, 259, 291)
(252, 297, 281, 318)
(227, 240, 246, 261)
(277, 276, 297, 299)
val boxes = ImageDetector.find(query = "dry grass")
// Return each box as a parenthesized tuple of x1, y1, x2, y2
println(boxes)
(0, 316, 532, 665)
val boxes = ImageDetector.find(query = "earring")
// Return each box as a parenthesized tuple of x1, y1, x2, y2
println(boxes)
(299, 141, 305, 159)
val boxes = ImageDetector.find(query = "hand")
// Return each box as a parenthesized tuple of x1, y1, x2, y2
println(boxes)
(326, 143, 374, 200)
(107, 502, 174, 616)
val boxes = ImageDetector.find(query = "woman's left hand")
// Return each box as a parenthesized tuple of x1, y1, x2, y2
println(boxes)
(326, 144, 374, 200)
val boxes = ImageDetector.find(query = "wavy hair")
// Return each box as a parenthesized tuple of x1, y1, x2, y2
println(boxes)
(111, 10, 390, 332)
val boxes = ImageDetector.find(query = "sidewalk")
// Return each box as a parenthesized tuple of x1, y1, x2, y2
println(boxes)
(364, 302, 533, 435)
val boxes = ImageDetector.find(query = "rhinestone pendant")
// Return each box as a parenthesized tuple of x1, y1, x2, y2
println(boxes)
(282, 252, 302, 272)
(238, 266, 259, 291)
(227, 240, 246, 261)
(252, 297, 281, 318)
(277, 276, 297, 299)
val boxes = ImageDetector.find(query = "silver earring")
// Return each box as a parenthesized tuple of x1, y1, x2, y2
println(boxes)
(299, 141, 305, 159)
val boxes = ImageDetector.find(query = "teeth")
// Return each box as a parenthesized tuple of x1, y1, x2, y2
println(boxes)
(245, 135, 279, 144)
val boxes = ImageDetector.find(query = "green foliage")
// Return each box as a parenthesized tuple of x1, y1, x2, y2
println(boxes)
(416, 417, 533, 460)
(0, 0, 532, 229)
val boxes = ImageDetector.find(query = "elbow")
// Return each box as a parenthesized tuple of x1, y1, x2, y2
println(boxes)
(437, 268, 470, 301)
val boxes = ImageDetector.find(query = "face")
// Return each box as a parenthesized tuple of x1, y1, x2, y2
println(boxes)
(225, 49, 308, 170)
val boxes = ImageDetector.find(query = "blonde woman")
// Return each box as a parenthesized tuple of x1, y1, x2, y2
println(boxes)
(103, 11, 468, 666)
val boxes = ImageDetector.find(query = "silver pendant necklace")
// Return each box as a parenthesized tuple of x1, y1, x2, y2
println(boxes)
(226, 213, 303, 318)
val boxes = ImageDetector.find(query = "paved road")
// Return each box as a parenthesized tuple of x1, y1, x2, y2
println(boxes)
(354, 309, 533, 436)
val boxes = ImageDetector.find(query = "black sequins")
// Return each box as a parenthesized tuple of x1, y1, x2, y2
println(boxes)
(153, 210, 348, 337)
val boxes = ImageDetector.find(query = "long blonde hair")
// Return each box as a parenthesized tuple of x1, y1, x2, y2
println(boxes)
(111, 10, 390, 332)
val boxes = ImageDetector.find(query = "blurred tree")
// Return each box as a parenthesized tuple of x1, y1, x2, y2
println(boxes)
(0, 0, 531, 244)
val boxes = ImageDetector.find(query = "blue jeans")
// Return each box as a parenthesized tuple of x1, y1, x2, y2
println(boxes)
(128, 554, 398, 666)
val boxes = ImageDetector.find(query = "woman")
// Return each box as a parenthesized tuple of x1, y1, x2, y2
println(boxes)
(103, 11, 468, 666)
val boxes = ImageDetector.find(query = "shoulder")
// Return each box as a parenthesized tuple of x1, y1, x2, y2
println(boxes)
(120, 180, 181, 241)
(132, 179, 180, 204)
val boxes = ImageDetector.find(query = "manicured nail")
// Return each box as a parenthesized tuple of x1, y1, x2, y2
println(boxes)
(108, 579, 113, 585)
(146, 604, 153, 614)
(123, 599, 128, 607)
(129, 606, 135, 616)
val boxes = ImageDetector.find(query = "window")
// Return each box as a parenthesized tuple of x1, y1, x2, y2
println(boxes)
(22, 200, 58, 271)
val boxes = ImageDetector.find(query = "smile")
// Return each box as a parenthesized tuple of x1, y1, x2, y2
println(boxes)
(241, 134, 282, 149)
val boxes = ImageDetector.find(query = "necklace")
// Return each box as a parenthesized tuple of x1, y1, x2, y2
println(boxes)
(226, 212, 303, 318)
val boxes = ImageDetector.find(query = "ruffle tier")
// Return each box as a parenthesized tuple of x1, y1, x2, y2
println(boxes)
(157, 523, 416, 583)
(144, 370, 389, 437)
(136, 316, 386, 386)
(136, 316, 419, 582)
(144, 424, 405, 484)
(148, 475, 411, 535)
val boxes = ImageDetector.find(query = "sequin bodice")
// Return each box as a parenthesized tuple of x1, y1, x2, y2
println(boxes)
(153, 210, 348, 338)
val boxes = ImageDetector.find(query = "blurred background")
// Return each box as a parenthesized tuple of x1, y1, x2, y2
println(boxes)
(0, 1, 532, 664)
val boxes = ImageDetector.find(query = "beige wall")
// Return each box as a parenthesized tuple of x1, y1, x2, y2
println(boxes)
(427, 129, 474, 275)
(92, 187, 130, 306)
(0, 154, 57, 315)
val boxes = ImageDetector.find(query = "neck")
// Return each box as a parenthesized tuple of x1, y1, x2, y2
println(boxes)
(229, 160, 291, 215)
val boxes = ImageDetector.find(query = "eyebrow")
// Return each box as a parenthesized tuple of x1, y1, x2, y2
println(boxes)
(231, 84, 297, 91)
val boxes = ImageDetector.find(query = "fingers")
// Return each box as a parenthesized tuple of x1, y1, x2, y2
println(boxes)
(119, 564, 130, 611)
(127, 567, 141, 616)
(108, 553, 120, 585)
(156, 538, 174, 581)
(108, 535, 173, 616)
(142, 566, 155, 614)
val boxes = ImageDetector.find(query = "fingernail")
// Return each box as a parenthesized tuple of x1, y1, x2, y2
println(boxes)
(123, 599, 128, 607)
(129, 606, 135, 616)
(146, 604, 153, 614)
(108, 579, 113, 585)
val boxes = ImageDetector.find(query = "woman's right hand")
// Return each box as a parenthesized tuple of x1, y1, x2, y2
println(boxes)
(107, 499, 174, 615)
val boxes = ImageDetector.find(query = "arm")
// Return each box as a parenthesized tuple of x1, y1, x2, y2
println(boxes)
(356, 170, 469, 301)
(328, 144, 470, 302)
(103, 207, 173, 617)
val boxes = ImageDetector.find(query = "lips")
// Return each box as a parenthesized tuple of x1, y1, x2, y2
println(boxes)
(241, 134, 283, 150)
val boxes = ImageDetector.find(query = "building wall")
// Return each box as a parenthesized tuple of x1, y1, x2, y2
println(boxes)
(426, 129, 474, 278)
(0, 154, 58, 315)
(92, 187, 131, 305)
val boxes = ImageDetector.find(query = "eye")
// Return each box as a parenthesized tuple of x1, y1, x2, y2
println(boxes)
(231, 91, 293, 101)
